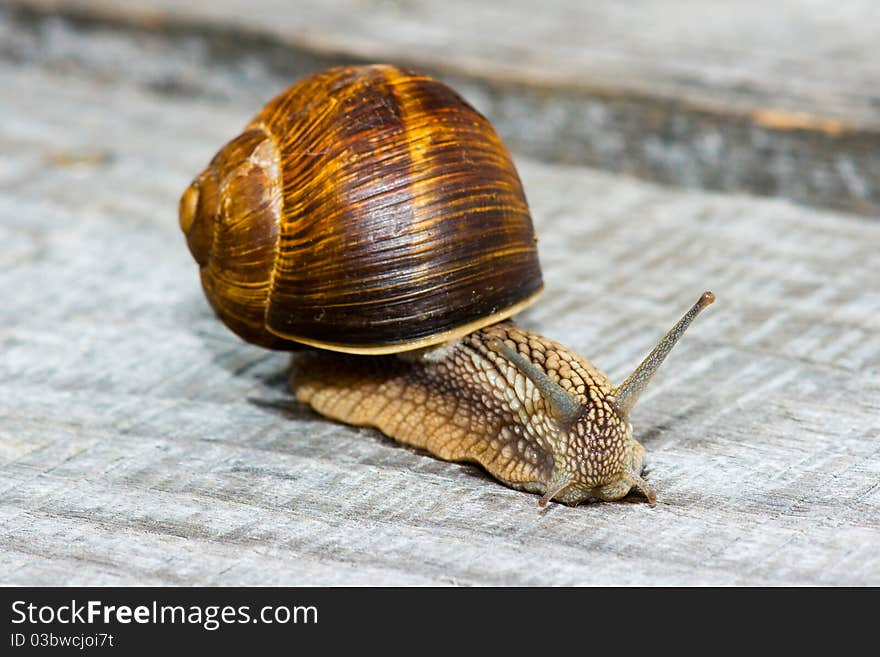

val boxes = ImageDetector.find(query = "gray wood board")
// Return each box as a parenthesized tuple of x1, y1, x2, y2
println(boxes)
(5, 0, 880, 216)
(1, 40, 879, 585)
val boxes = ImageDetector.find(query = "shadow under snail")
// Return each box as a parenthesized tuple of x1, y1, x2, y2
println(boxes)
(179, 64, 714, 506)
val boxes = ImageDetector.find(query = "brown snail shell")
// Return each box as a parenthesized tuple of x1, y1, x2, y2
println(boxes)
(179, 64, 543, 354)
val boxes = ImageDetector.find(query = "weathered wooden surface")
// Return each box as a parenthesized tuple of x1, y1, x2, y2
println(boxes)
(5, 0, 880, 215)
(1, 11, 879, 586)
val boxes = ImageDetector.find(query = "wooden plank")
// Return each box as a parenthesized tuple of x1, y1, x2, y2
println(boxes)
(9, 0, 879, 128)
(5, 0, 880, 215)
(1, 22, 879, 585)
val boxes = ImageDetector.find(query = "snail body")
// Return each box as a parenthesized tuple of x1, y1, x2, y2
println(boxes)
(294, 322, 647, 505)
(180, 65, 714, 506)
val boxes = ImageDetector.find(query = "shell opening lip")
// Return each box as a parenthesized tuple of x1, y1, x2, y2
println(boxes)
(271, 286, 544, 355)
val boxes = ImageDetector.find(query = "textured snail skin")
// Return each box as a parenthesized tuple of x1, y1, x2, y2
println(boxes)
(180, 64, 542, 353)
(293, 322, 648, 505)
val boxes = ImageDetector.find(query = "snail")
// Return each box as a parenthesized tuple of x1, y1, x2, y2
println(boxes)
(179, 64, 714, 506)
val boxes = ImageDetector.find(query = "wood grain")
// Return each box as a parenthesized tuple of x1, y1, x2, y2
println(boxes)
(0, 13, 878, 585)
(4, 0, 880, 215)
